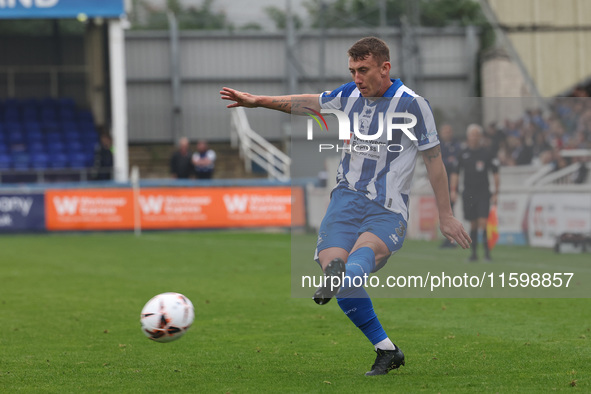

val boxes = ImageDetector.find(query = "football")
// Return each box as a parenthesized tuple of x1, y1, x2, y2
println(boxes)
(140, 292, 194, 343)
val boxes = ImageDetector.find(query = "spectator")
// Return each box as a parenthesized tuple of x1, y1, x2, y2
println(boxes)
(93, 134, 113, 180)
(532, 131, 552, 157)
(573, 158, 589, 184)
(514, 136, 534, 165)
(531, 132, 553, 166)
(192, 140, 216, 179)
(170, 137, 193, 179)
(550, 149, 569, 172)
(483, 122, 506, 159)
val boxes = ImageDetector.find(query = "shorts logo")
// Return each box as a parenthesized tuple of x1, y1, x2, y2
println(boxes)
(395, 221, 406, 237)
(389, 233, 399, 245)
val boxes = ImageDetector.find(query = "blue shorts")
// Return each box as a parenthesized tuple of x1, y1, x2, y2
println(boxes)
(314, 186, 407, 272)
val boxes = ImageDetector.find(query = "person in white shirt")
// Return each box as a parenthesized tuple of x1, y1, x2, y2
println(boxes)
(192, 140, 216, 179)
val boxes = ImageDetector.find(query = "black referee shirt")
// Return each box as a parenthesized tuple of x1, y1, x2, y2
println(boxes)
(453, 147, 499, 195)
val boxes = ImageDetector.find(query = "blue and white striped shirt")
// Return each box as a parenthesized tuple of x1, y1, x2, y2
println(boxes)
(319, 79, 439, 219)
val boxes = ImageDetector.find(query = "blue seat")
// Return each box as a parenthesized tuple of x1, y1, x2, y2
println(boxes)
(3, 110, 20, 123)
(47, 141, 65, 152)
(22, 107, 38, 122)
(69, 152, 87, 168)
(24, 122, 42, 133)
(40, 98, 57, 110)
(28, 141, 46, 154)
(66, 141, 83, 152)
(4, 122, 22, 133)
(0, 153, 12, 169)
(49, 152, 68, 168)
(22, 98, 39, 108)
(78, 121, 96, 133)
(11, 153, 30, 169)
(59, 97, 76, 109)
(0, 143, 9, 154)
(27, 129, 45, 143)
(8, 130, 25, 144)
(82, 132, 99, 145)
(41, 109, 57, 123)
(77, 110, 94, 123)
(43, 122, 59, 133)
(59, 109, 75, 122)
(64, 130, 81, 142)
(46, 131, 63, 142)
(61, 121, 79, 132)
(30, 152, 50, 169)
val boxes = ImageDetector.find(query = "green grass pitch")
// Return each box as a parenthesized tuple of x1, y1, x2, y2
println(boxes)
(0, 231, 589, 392)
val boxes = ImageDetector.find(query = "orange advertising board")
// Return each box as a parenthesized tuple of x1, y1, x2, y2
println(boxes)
(46, 188, 134, 231)
(46, 186, 305, 231)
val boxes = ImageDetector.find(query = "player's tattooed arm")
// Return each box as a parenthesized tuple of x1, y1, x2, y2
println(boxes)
(422, 145, 441, 162)
(421, 145, 471, 249)
(220, 87, 321, 114)
(265, 95, 321, 114)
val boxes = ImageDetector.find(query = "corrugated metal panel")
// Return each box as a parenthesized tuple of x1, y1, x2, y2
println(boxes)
(127, 84, 172, 141)
(180, 36, 285, 79)
(126, 35, 170, 79)
(182, 82, 288, 142)
(421, 35, 467, 76)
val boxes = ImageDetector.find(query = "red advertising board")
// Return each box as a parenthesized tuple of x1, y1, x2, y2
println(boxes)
(46, 186, 305, 231)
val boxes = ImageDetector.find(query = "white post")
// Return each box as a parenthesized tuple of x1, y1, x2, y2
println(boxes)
(109, 19, 129, 182)
(131, 165, 141, 237)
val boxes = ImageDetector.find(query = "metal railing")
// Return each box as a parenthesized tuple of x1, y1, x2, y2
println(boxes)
(230, 107, 291, 182)
(524, 149, 591, 187)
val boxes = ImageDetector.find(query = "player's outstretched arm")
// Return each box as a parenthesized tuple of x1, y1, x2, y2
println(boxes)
(220, 87, 321, 115)
(421, 145, 472, 249)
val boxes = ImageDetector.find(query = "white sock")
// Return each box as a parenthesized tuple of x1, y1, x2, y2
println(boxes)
(374, 337, 396, 351)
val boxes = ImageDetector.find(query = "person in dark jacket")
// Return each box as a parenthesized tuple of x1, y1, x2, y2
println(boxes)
(93, 133, 113, 180)
(170, 137, 193, 179)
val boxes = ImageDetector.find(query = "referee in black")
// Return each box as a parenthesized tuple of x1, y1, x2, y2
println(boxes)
(450, 124, 500, 262)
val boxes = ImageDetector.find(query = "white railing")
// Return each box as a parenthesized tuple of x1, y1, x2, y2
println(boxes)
(525, 149, 591, 187)
(230, 107, 291, 182)
(523, 163, 555, 187)
(533, 162, 588, 186)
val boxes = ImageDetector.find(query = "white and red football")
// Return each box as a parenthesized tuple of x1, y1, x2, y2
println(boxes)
(140, 292, 194, 343)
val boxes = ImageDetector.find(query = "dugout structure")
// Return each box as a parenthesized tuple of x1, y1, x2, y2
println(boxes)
(0, 0, 129, 181)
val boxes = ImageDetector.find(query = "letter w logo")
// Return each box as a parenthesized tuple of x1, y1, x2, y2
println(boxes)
(223, 195, 249, 213)
(139, 196, 164, 214)
(53, 196, 79, 215)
